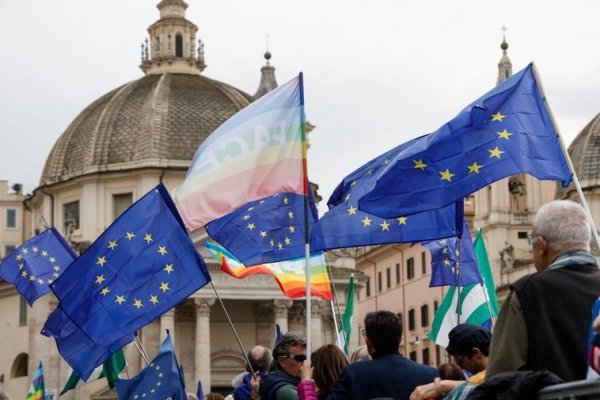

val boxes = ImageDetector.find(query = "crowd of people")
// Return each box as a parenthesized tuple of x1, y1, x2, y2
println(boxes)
(209, 199, 600, 399)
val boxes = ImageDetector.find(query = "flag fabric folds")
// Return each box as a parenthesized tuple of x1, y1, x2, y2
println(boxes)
(473, 229, 500, 316)
(26, 362, 45, 400)
(337, 275, 355, 356)
(423, 222, 483, 287)
(42, 183, 211, 379)
(275, 323, 283, 345)
(310, 140, 459, 252)
(206, 192, 318, 265)
(206, 241, 332, 301)
(358, 63, 572, 218)
(427, 284, 493, 348)
(60, 349, 126, 395)
(0, 227, 76, 305)
(115, 333, 186, 400)
(175, 74, 305, 230)
(197, 380, 205, 400)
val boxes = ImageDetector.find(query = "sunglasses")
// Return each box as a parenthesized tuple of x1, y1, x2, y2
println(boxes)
(285, 354, 307, 362)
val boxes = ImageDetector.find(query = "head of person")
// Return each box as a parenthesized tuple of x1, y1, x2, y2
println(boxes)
(246, 345, 272, 373)
(311, 344, 349, 398)
(363, 310, 402, 355)
(437, 363, 466, 380)
(272, 333, 307, 378)
(446, 324, 491, 374)
(349, 344, 371, 363)
(531, 200, 592, 271)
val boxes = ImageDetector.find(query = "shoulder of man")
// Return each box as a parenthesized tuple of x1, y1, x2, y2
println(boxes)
(275, 384, 298, 400)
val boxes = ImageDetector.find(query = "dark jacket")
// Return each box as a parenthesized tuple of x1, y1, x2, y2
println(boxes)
(259, 368, 300, 400)
(469, 370, 563, 399)
(329, 353, 438, 400)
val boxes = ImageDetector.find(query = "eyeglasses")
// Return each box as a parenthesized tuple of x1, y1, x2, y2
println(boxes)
(285, 354, 307, 362)
(527, 233, 544, 246)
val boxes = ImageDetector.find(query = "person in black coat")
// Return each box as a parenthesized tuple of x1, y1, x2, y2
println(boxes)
(329, 310, 438, 400)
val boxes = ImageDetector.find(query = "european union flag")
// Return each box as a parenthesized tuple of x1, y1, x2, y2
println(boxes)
(206, 192, 318, 265)
(115, 333, 186, 400)
(358, 63, 572, 218)
(0, 227, 76, 305)
(42, 184, 211, 379)
(422, 221, 482, 287)
(310, 141, 459, 252)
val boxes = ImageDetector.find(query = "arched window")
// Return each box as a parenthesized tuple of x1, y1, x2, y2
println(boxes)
(11, 353, 28, 378)
(175, 33, 183, 57)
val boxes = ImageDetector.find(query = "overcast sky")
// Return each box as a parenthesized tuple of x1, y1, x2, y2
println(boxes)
(1, 1, 600, 215)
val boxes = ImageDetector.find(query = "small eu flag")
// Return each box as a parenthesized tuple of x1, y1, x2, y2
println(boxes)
(206, 192, 318, 265)
(115, 333, 186, 400)
(310, 140, 459, 252)
(42, 183, 211, 379)
(358, 63, 572, 218)
(0, 227, 76, 305)
(422, 221, 482, 287)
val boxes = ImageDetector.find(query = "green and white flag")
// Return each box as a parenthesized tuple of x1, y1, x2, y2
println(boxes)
(337, 275, 355, 356)
(428, 231, 498, 347)
(60, 349, 126, 395)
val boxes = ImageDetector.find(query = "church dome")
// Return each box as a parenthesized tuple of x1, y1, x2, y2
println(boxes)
(40, 73, 253, 186)
(556, 113, 600, 198)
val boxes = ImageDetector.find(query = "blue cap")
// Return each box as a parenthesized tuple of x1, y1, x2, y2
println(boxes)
(446, 324, 492, 354)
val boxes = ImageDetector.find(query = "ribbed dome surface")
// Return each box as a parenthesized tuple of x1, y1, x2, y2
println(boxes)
(557, 113, 600, 198)
(41, 73, 254, 186)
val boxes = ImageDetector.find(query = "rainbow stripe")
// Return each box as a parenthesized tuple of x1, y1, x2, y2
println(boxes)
(206, 242, 332, 301)
(26, 362, 45, 400)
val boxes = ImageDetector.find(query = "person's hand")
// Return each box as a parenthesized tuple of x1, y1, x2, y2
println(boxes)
(409, 381, 439, 400)
(300, 360, 313, 381)
(250, 372, 261, 399)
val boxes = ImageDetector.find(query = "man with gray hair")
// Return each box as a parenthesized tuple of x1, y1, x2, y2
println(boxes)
(259, 333, 306, 400)
(486, 200, 600, 382)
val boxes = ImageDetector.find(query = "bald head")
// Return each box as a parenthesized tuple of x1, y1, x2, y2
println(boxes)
(247, 345, 272, 372)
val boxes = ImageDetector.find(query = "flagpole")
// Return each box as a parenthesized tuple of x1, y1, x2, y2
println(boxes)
(455, 200, 464, 324)
(476, 229, 496, 329)
(298, 72, 313, 362)
(530, 62, 600, 250)
(324, 253, 344, 349)
(133, 334, 151, 366)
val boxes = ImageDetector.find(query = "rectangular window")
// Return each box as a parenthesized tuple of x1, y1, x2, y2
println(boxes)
(4, 244, 16, 258)
(421, 304, 429, 327)
(63, 201, 80, 231)
(378, 271, 383, 292)
(408, 308, 415, 331)
(366, 277, 371, 297)
(113, 193, 133, 220)
(19, 296, 27, 326)
(5, 208, 16, 228)
(409, 351, 417, 362)
(421, 251, 427, 274)
(422, 348, 430, 366)
(407, 257, 415, 280)
(386, 267, 391, 289)
(396, 262, 401, 284)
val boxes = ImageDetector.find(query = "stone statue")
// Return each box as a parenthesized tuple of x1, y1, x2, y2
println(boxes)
(499, 241, 515, 270)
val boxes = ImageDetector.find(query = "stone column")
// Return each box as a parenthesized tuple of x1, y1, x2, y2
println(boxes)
(160, 309, 176, 343)
(255, 301, 274, 347)
(194, 298, 215, 392)
(273, 300, 293, 335)
(311, 301, 324, 350)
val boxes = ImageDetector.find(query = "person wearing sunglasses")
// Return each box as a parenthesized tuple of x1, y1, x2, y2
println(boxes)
(487, 200, 600, 382)
(260, 333, 307, 400)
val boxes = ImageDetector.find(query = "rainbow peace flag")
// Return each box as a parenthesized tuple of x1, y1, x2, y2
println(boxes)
(26, 362, 45, 400)
(206, 241, 332, 301)
(175, 74, 306, 230)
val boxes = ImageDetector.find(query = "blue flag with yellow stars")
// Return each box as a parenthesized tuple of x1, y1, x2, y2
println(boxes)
(206, 192, 318, 265)
(115, 333, 186, 400)
(42, 183, 211, 379)
(358, 63, 572, 218)
(0, 227, 76, 305)
(422, 221, 482, 287)
(310, 139, 459, 252)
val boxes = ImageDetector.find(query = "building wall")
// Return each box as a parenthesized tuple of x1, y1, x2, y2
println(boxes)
(0, 180, 25, 260)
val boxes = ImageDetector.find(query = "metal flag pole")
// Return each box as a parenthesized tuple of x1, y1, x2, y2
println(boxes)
(298, 72, 313, 363)
(324, 252, 346, 350)
(530, 62, 600, 249)
(454, 200, 464, 324)
(133, 332, 151, 365)
(476, 229, 496, 330)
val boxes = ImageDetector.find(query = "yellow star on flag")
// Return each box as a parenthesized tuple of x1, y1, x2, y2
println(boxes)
(159, 282, 170, 293)
(345, 193, 351, 202)
(126, 232, 135, 240)
(243, 214, 251, 220)
(288, 211, 294, 219)
(133, 299, 143, 309)
(115, 295, 126, 304)
(488, 147, 504, 159)
(157, 246, 168, 256)
(101, 287, 110, 296)
(22, 248, 28, 254)
(414, 159, 427, 171)
(347, 205, 358, 215)
(247, 223, 256, 230)
(442, 247, 448, 254)
(49, 257, 56, 263)
(467, 162, 483, 174)
(95, 275, 105, 285)
(497, 129, 512, 140)
(18, 263, 24, 269)
(439, 169, 455, 182)
(144, 233, 153, 243)
(53, 265, 61, 271)
(97, 256, 107, 266)
(277, 242, 284, 250)
(163, 264, 174, 274)
(41, 250, 48, 257)
(16, 254, 22, 260)
(361, 216, 372, 227)
(491, 112, 506, 122)
(288, 226, 295, 233)
(269, 239, 274, 247)
(283, 196, 289, 205)
(149, 295, 159, 305)
(443, 258, 451, 265)
(380, 220, 390, 231)
(260, 230, 267, 238)
(397, 217, 407, 225)
(284, 237, 291, 245)
(108, 240, 118, 250)
(29, 275, 35, 281)
(32, 246, 38, 252)
(21, 271, 27, 277)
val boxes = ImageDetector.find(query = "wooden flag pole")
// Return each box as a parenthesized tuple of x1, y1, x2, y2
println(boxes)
(530, 62, 600, 249)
